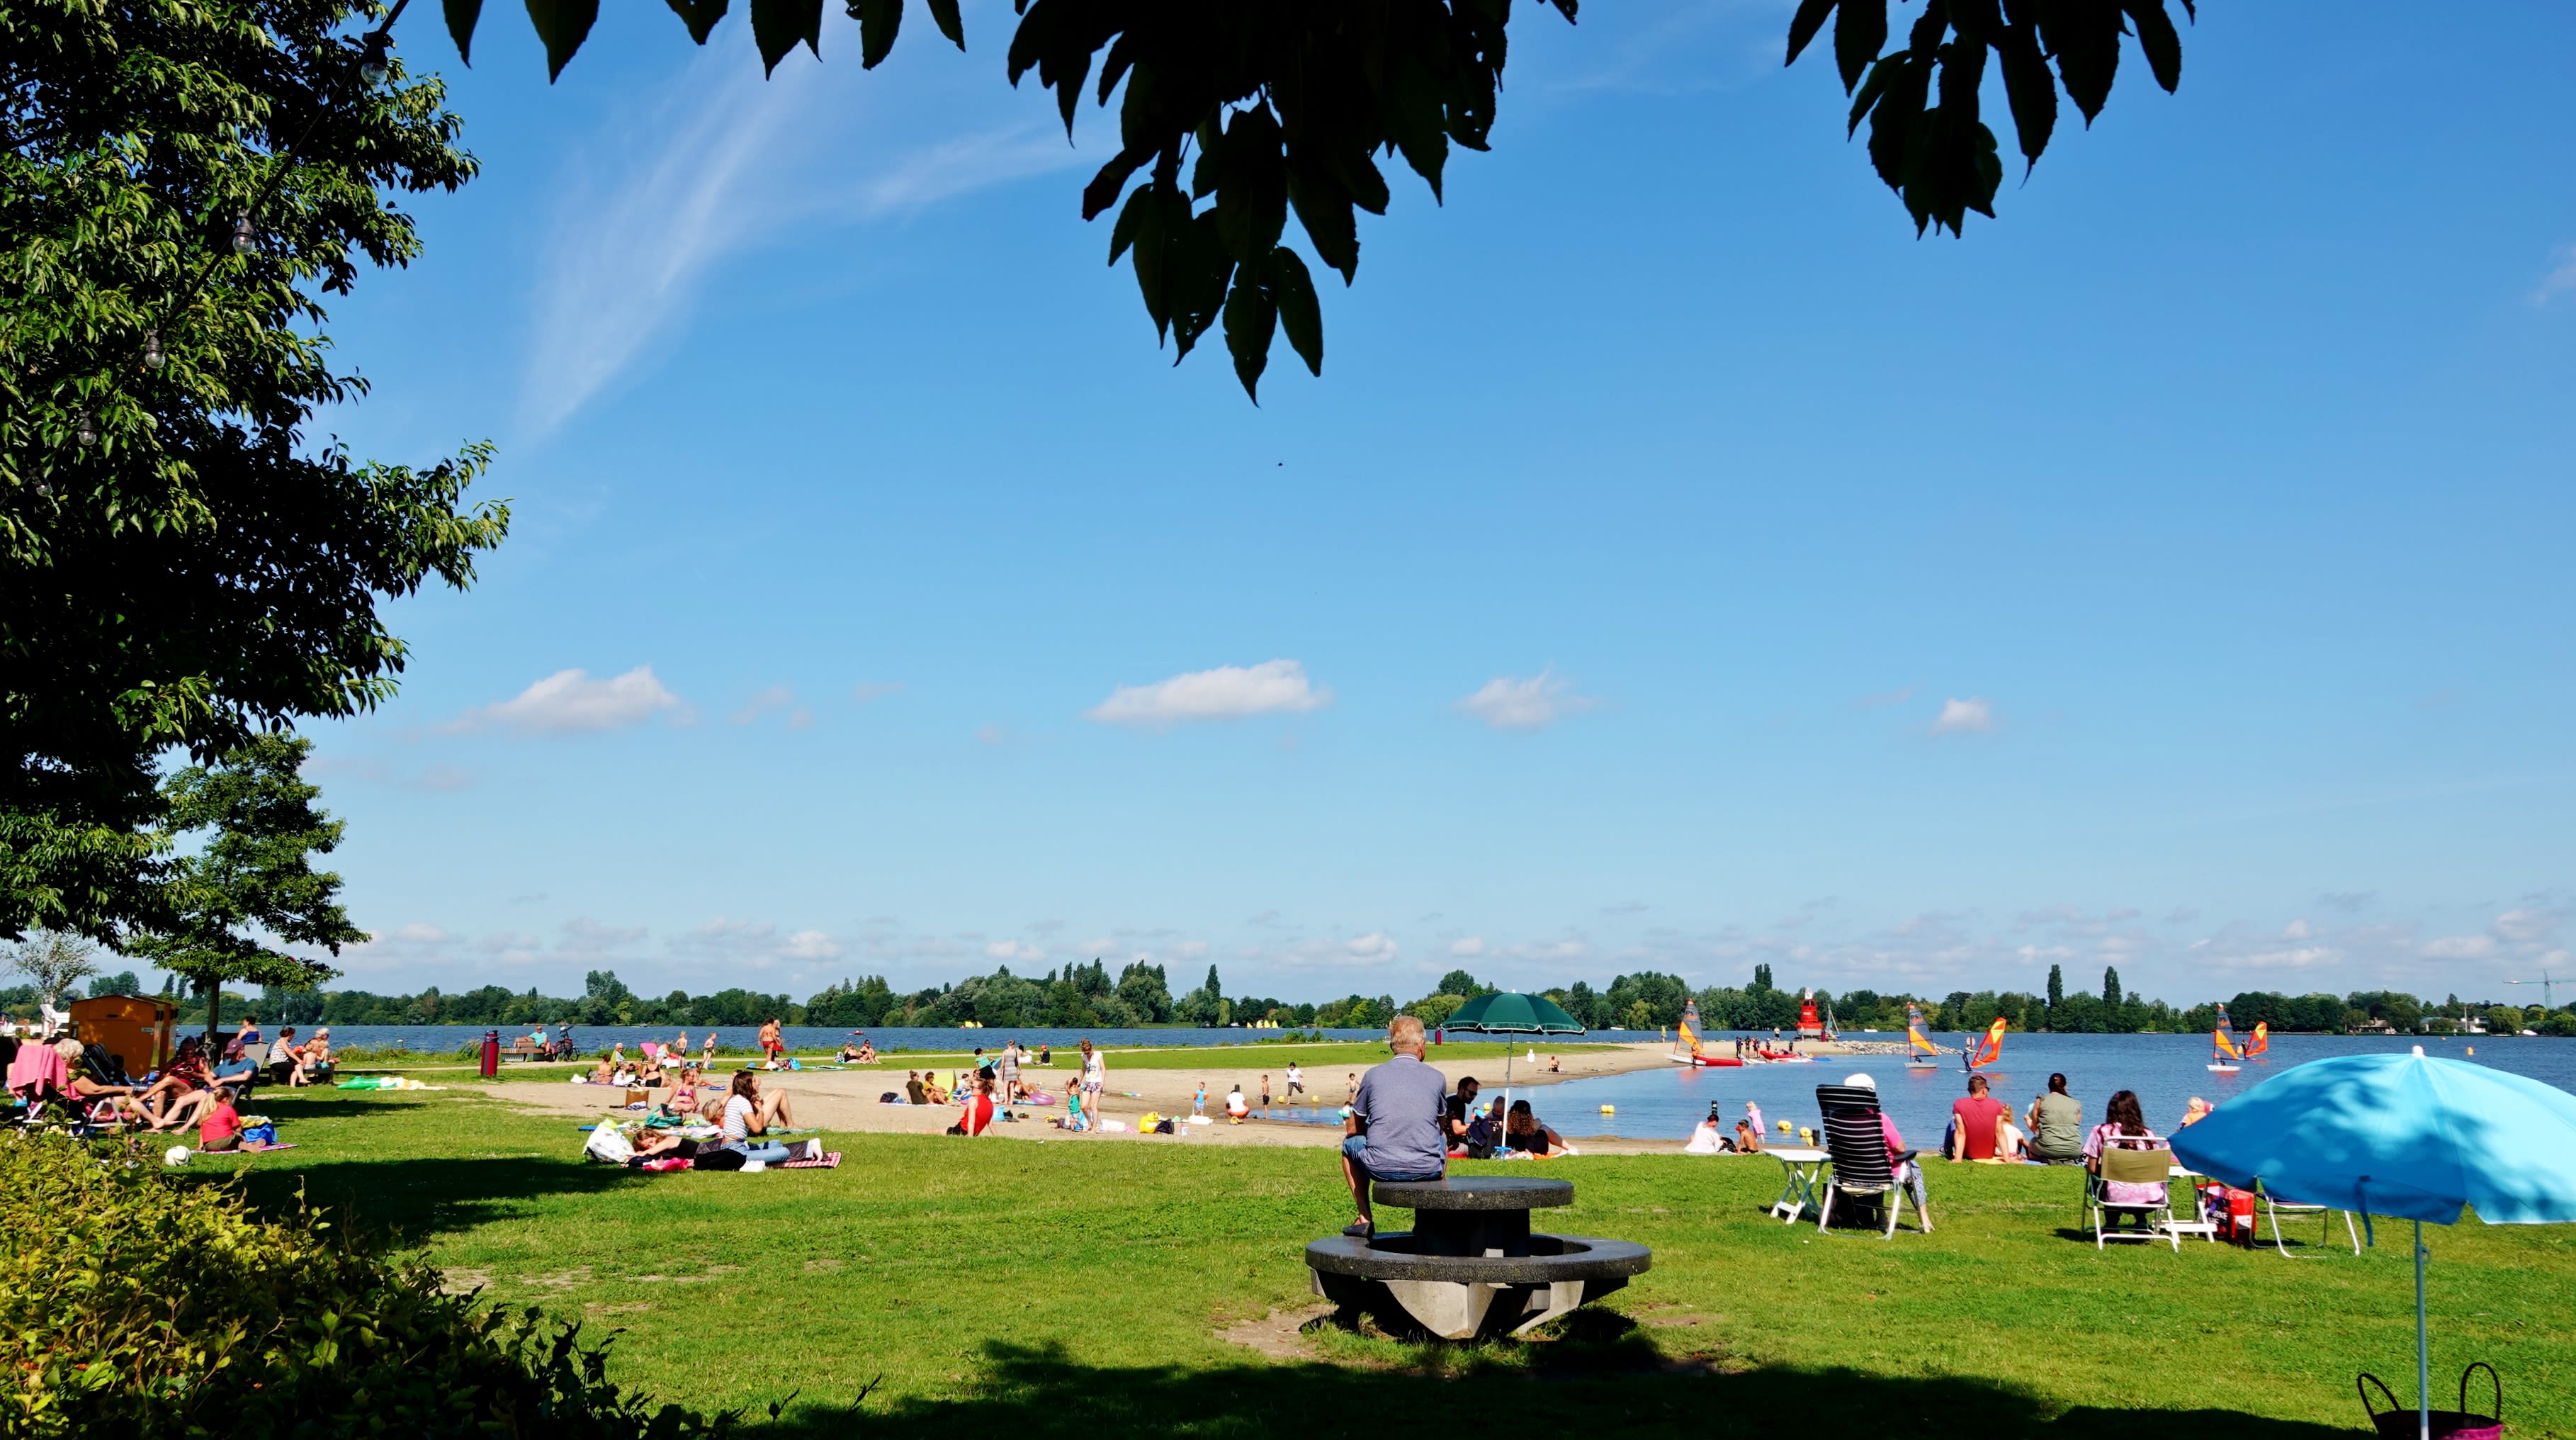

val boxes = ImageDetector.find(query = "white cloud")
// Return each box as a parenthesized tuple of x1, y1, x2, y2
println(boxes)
(1457, 668, 1599, 730)
(519, 46, 1089, 437)
(450, 666, 680, 736)
(986, 940, 1046, 962)
(1087, 660, 1331, 729)
(783, 930, 843, 962)
(1928, 696, 1996, 735)
(1450, 937, 1486, 957)
(731, 684, 796, 725)
(2492, 906, 2567, 945)
(2533, 244, 2576, 305)
(2422, 935, 2495, 960)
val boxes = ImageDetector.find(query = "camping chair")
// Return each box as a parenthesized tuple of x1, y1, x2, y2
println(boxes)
(1814, 1085, 1926, 1239)
(2256, 1181, 2360, 1256)
(2086, 1144, 2181, 1251)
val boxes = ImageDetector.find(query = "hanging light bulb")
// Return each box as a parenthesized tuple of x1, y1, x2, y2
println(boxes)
(74, 411, 97, 446)
(359, 32, 392, 86)
(143, 329, 166, 371)
(230, 213, 256, 255)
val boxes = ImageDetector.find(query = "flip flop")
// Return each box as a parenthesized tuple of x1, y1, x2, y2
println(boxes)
(1341, 1221, 1373, 1238)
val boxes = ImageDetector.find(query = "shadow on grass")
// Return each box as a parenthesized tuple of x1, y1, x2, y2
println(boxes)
(752, 1324, 2361, 1440)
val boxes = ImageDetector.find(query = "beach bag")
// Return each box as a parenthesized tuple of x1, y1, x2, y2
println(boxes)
(1153, 1119, 1176, 1135)
(2361, 1363, 2501, 1440)
(242, 1123, 278, 1147)
(880, 1091, 899, 1103)
(582, 1127, 635, 1165)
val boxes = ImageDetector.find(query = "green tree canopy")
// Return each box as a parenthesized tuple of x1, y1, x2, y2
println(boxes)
(123, 734, 366, 1040)
(436, 0, 2190, 400)
(2, 0, 509, 943)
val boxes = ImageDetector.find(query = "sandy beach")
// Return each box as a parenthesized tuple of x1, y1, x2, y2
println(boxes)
(490, 1041, 1690, 1152)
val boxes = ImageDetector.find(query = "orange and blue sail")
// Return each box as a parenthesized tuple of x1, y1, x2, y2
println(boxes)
(1966, 1017, 2006, 1069)
(2246, 1020, 2269, 1059)
(2213, 1005, 2242, 1061)
(1677, 999, 1702, 1057)
(1906, 1003, 1941, 1057)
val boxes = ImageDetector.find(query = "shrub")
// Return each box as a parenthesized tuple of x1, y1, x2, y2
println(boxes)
(0, 1132, 735, 1439)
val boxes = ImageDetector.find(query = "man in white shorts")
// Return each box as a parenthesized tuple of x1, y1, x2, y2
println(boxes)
(1284, 1062, 1305, 1103)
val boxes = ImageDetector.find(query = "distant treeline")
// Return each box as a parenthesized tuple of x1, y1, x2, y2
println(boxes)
(130, 957, 2570, 1038)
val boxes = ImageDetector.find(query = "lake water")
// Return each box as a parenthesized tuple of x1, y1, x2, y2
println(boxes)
(1504, 1032, 2576, 1144)
(281, 1023, 1667, 1057)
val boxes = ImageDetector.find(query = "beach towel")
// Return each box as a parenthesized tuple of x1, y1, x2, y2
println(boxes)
(779, 1150, 842, 1169)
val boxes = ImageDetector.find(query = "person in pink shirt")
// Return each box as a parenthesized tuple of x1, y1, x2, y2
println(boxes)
(1844, 1073, 1930, 1229)
(197, 1086, 244, 1152)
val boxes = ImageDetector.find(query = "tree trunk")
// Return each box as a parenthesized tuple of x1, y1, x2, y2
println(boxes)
(203, 977, 222, 1049)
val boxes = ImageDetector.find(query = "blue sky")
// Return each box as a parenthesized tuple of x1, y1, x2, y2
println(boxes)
(288, 1, 2576, 1010)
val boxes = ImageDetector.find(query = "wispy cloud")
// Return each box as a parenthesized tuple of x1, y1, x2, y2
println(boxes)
(1457, 668, 1598, 730)
(2532, 244, 2576, 305)
(519, 46, 1088, 436)
(448, 666, 682, 736)
(1088, 660, 1332, 729)
(1928, 696, 1996, 735)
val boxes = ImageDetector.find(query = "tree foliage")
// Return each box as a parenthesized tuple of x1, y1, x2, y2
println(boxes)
(444, 0, 2186, 400)
(1787, 0, 2194, 236)
(1, 0, 509, 942)
(5, 929, 98, 1007)
(123, 733, 365, 1038)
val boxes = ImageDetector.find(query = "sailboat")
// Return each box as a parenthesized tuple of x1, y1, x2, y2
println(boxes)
(2245, 1020, 2269, 1062)
(2208, 1004, 2243, 1073)
(1905, 1002, 1942, 1069)
(1962, 1016, 2006, 1072)
(1668, 999, 1744, 1067)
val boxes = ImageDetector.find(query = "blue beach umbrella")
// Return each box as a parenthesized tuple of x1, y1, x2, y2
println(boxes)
(2170, 1047, 2576, 1439)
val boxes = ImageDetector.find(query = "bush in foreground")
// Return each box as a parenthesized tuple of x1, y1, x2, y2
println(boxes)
(0, 1132, 733, 1439)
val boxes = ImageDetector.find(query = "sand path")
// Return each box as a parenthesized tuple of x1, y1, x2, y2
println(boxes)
(487, 1042, 1685, 1152)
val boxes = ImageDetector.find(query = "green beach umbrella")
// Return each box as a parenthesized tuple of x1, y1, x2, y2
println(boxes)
(1437, 992, 1586, 1142)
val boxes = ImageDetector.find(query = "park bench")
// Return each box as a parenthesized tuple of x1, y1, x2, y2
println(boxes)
(504, 1037, 549, 1062)
(1304, 1175, 1649, 1339)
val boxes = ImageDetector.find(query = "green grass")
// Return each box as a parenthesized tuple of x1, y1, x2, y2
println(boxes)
(192, 1086, 2573, 1439)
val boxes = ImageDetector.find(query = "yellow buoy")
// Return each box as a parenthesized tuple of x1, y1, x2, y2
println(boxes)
(1776, 1119, 1792, 1133)
(2466, 1046, 2475, 1056)
(1600, 1104, 1615, 1114)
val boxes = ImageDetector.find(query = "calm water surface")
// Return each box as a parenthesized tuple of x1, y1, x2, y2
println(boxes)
(1510, 1032, 2576, 1142)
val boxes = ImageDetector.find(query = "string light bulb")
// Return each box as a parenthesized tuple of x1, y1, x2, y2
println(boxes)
(143, 330, 166, 371)
(230, 213, 256, 255)
(359, 32, 392, 86)
(74, 411, 97, 446)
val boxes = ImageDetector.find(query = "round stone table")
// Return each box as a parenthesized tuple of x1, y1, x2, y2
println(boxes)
(1303, 1175, 1651, 1340)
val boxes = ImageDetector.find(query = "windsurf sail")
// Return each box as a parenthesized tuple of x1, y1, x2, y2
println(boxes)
(2246, 1020, 2268, 1059)
(1676, 999, 1702, 1057)
(2213, 1004, 2241, 1060)
(1906, 1003, 1941, 1057)
(1967, 1017, 2006, 1069)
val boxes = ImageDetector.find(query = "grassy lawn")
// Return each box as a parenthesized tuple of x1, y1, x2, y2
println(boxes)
(196, 1086, 2572, 1439)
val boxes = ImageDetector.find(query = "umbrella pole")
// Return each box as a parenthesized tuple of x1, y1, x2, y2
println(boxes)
(2415, 1220, 2429, 1440)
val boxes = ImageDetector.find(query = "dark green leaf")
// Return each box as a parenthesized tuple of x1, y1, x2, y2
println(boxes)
(1222, 271, 1278, 400)
(1265, 248, 1322, 377)
(2122, 1, 2184, 93)
(1785, 0, 1838, 65)
(1994, 18, 2055, 169)
(2043, 1, 2120, 123)
(1833, 0, 1886, 93)
(444, 0, 486, 64)
(1285, 167, 1358, 283)
(1084, 149, 1148, 222)
(752, 0, 824, 74)
(1211, 106, 1287, 264)
(1168, 210, 1233, 361)
(665, 0, 729, 45)
(524, 0, 599, 81)
(925, 0, 965, 50)
(851, 0, 900, 69)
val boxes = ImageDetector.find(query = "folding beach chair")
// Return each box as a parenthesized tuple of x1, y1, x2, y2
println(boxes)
(2256, 1180, 2360, 1256)
(2086, 1144, 2181, 1251)
(1814, 1085, 1926, 1238)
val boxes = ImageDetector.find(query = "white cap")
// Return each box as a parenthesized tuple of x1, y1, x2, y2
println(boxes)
(1844, 1072, 1877, 1090)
